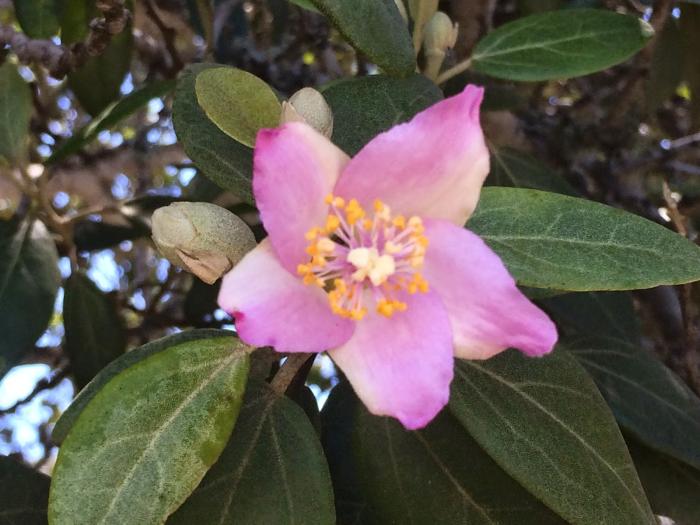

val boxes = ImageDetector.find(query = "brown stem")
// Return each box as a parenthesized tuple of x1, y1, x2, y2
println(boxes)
(270, 353, 313, 395)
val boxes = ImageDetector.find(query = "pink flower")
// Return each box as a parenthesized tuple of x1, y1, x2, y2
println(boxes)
(218, 85, 557, 429)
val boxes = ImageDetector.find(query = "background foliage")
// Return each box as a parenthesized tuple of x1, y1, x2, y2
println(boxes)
(1, 0, 700, 524)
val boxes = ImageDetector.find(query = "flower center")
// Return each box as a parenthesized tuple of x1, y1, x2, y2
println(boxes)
(297, 194, 429, 320)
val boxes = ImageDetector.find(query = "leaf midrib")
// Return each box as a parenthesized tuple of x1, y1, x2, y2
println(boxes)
(96, 352, 239, 524)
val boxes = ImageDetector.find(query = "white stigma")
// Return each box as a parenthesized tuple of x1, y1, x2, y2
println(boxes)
(347, 247, 396, 286)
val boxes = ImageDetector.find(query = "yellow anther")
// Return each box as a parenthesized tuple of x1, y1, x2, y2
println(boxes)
(305, 227, 320, 241)
(317, 237, 335, 253)
(377, 299, 394, 317)
(332, 196, 345, 208)
(362, 218, 373, 230)
(408, 216, 424, 234)
(345, 199, 366, 225)
(311, 255, 326, 267)
(306, 244, 319, 256)
(350, 308, 367, 321)
(324, 193, 335, 205)
(393, 215, 406, 229)
(373, 199, 385, 212)
(416, 235, 429, 248)
(297, 263, 311, 276)
(325, 214, 340, 232)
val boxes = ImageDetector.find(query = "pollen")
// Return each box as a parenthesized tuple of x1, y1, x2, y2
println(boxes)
(299, 194, 430, 320)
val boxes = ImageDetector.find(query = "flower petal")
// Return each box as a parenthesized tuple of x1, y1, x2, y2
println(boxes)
(218, 240, 354, 352)
(423, 219, 557, 360)
(328, 292, 453, 430)
(254, 122, 350, 273)
(333, 85, 489, 226)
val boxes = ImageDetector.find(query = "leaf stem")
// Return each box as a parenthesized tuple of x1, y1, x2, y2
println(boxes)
(436, 57, 473, 85)
(270, 353, 313, 395)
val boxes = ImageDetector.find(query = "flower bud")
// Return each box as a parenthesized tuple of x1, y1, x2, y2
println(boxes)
(281, 87, 334, 138)
(408, 0, 439, 51)
(151, 202, 256, 284)
(422, 12, 459, 80)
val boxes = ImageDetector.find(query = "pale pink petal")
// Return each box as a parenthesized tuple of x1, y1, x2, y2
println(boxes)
(328, 292, 453, 429)
(423, 219, 557, 360)
(333, 85, 489, 226)
(218, 240, 354, 352)
(254, 122, 350, 273)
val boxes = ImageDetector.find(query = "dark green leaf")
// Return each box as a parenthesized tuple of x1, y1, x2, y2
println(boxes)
(681, 4, 700, 128)
(488, 147, 578, 195)
(52, 329, 235, 444)
(647, 18, 684, 112)
(195, 67, 281, 148)
(61, 0, 133, 116)
(472, 9, 652, 81)
(468, 188, 700, 291)
(344, 384, 566, 525)
(48, 80, 175, 164)
(63, 272, 127, 388)
(289, 0, 320, 12)
(0, 456, 50, 525)
(0, 219, 60, 376)
(321, 381, 369, 525)
(567, 335, 700, 471)
(541, 291, 640, 340)
(168, 382, 334, 525)
(13, 0, 59, 38)
(627, 437, 700, 525)
(173, 64, 254, 203)
(309, 0, 414, 77)
(322, 74, 442, 156)
(0, 62, 32, 163)
(450, 348, 655, 525)
(49, 334, 250, 525)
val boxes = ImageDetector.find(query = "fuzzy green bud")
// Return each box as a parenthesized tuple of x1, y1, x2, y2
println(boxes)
(281, 87, 334, 138)
(422, 12, 459, 80)
(151, 202, 256, 284)
(408, 0, 439, 52)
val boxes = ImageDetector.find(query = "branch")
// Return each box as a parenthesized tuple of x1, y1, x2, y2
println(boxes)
(270, 353, 314, 395)
(0, 0, 131, 78)
(0, 366, 69, 416)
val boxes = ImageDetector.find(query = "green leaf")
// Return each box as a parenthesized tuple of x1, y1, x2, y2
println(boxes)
(289, 0, 320, 12)
(13, 0, 59, 38)
(320, 381, 369, 525)
(681, 4, 700, 128)
(0, 62, 32, 163)
(168, 382, 335, 524)
(472, 9, 652, 81)
(567, 335, 700, 471)
(488, 147, 578, 195)
(336, 383, 566, 525)
(0, 219, 60, 376)
(322, 74, 442, 155)
(173, 64, 254, 203)
(309, 0, 414, 76)
(61, 0, 134, 116)
(63, 272, 127, 389)
(627, 437, 700, 525)
(647, 18, 684, 112)
(52, 329, 234, 444)
(194, 67, 281, 148)
(48, 80, 174, 164)
(49, 333, 250, 525)
(450, 348, 655, 525)
(541, 291, 640, 341)
(467, 188, 700, 291)
(0, 456, 50, 525)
